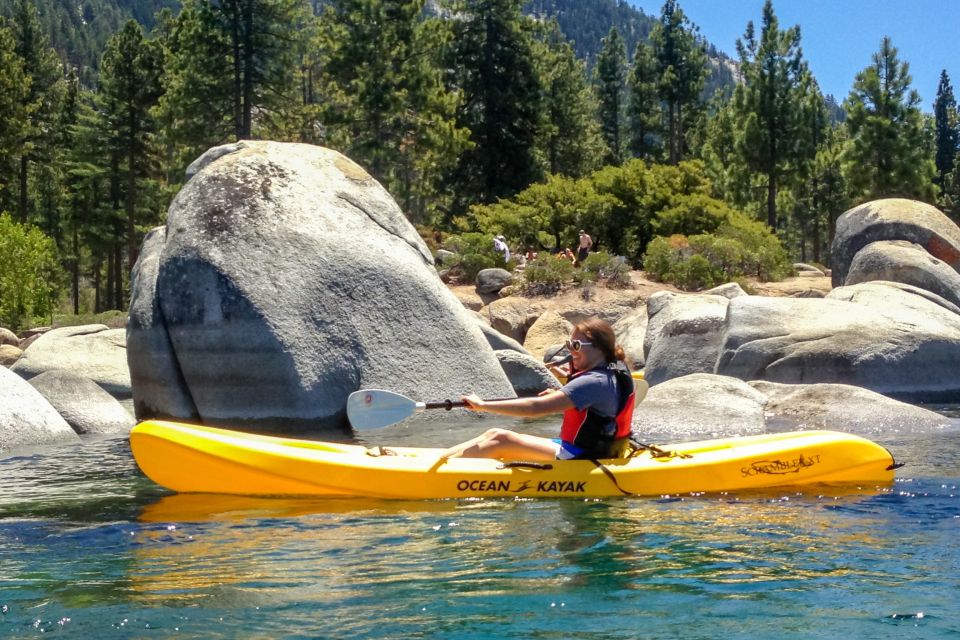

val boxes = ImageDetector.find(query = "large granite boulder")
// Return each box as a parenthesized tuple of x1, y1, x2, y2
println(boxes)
(127, 141, 513, 432)
(28, 370, 135, 435)
(844, 239, 960, 308)
(633, 373, 768, 439)
(0, 367, 79, 453)
(643, 291, 730, 385)
(830, 198, 960, 286)
(749, 380, 951, 434)
(630, 373, 950, 442)
(11, 325, 130, 398)
(716, 283, 960, 402)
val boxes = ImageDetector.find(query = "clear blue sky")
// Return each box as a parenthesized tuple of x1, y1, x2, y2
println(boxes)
(630, 0, 958, 111)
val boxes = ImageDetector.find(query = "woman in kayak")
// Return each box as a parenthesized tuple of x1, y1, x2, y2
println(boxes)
(440, 317, 636, 460)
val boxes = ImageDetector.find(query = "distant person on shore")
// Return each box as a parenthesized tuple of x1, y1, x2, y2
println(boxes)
(493, 234, 510, 262)
(577, 230, 593, 262)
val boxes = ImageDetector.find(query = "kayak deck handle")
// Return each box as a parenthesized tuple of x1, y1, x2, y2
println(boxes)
(498, 461, 554, 470)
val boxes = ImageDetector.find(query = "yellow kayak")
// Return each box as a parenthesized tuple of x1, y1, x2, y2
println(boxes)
(130, 420, 897, 499)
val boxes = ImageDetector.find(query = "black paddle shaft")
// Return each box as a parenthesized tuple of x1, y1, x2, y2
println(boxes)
(424, 398, 516, 411)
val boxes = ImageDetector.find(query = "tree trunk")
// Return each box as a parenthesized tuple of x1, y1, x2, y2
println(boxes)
(114, 241, 124, 309)
(241, 0, 254, 138)
(767, 171, 777, 230)
(72, 226, 80, 315)
(18, 155, 28, 223)
(232, 6, 244, 139)
(126, 114, 139, 271)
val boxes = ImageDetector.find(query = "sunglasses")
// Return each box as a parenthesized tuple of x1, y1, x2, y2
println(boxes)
(566, 339, 593, 352)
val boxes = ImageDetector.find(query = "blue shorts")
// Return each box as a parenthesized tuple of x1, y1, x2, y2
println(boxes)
(552, 439, 588, 460)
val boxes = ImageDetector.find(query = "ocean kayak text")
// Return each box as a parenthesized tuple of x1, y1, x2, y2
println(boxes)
(455, 479, 587, 493)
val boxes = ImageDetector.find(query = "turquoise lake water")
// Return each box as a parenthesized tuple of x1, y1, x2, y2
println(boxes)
(1, 416, 959, 639)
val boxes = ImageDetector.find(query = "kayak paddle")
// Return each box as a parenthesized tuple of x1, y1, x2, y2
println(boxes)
(346, 379, 649, 430)
(346, 389, 486, 430)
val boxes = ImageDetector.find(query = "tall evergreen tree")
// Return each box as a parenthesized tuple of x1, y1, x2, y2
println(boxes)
(98, 20, 165, 273)
(158, 0, 307, 168)
(650, 0, 706, 164)
(0, 21, 30, 214)
(933, 69, 959, 192)
(9, 0, 64, 224)
(732, 0, 813, 230)
(318, 0, 468, 222)
(627, 39, 661, 161)
(843, 37, 936, 201)
(446, 0, 544, 213)
(534, 22, 604, 177)
(594, 26, 626, 165)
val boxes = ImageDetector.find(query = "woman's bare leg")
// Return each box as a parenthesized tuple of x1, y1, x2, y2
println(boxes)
(440, 428, 558, 460)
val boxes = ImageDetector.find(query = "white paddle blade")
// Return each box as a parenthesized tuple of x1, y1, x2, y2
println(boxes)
(347, 389, 421, 429)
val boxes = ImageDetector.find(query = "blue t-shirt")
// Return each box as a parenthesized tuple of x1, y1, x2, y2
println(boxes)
(560, 368, 619, 417)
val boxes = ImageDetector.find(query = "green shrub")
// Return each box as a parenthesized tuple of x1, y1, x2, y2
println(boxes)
(574, 251, 631, 287)
(523, 254, 575, 294)
(441, 232, 515, 282)
(0, 213, 63, 332)
(670, 254, 722, 290)
(642, 218, 792, 291)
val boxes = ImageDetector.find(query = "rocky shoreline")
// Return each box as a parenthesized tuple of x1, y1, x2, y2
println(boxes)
(3, 142, 959, 454)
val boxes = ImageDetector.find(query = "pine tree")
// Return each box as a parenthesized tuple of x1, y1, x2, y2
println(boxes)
(627, 39, 661, 161)
(9, 0, 65, 224)
(0, 21, 30, 214)
(157, 0, 307, 168)
(844, 37, 936, 201)
(650, 0, 706, 164)
(317, 0, 468, 222)
(933, 70, 959, 192)
(534, 21, 605, 178)
(446, 0, 544, 213)
(98, 20, 165, 274)
(732, 0, 813, 230)
(594, 26, 626, 165)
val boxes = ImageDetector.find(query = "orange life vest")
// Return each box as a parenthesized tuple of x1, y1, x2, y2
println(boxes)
(558, 364, 636, 458)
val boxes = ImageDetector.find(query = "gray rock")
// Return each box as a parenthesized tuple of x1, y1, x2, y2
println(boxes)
(717, 284, 960, 402)
(28, 370, 135, 435)
(644, 291, 730, 359)
(483, 297, 549, 343)
(830, 198, 960, 286)
(127, 141, 513, 433)
(495, 350, 561, 397)
(633, 373, 767, 439)
(475, 268, 513, 294)
(793, 263, 825, 275)
(471, 313, 529, 354)
(643, 291, 730, 384)
(702, 282, 749, 299)
(0, 367, 79, 454)
(613, 304, 647, 370)
(11, 325, 131, 399)
(0, 327, 18, 347)
(127, 226, 199, 421)
(845, 240, 960, 308)
(749, 380, 951, 435)
(1, 344, 22, 366)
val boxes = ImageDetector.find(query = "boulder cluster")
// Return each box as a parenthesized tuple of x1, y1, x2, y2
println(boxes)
(2, 141, 956, 454)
